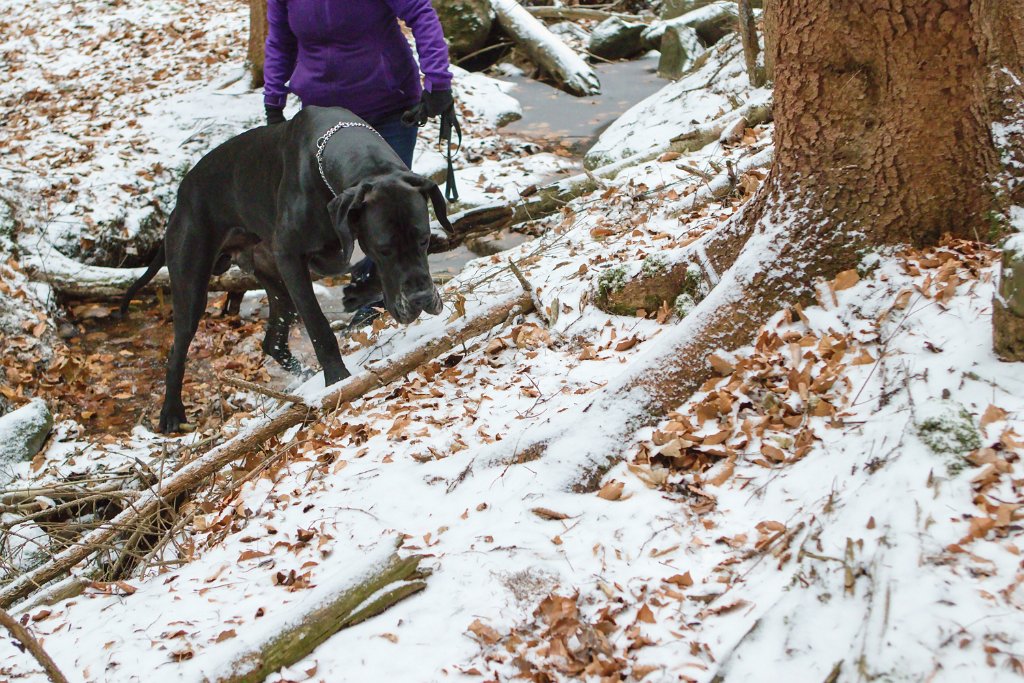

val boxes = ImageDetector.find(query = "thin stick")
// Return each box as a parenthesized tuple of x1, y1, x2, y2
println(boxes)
(221, 374, 307, 405)
(0, 607, 69, 683)
(508, 259, 549, 326)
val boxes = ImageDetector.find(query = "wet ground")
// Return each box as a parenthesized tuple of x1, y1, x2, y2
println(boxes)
(504, 55, 665, 155)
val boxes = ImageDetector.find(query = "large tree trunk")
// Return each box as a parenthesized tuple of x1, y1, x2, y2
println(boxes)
(247, 0, 268, 89)
(494, 0, 1024, 489)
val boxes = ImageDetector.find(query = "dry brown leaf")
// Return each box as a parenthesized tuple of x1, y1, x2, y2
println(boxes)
(980, 404, 1009, 429)
(597, 480, 625, 501)
(833, 269, 860, 291)
(708, 354, 734, 375)
(663, 572, 694, 587)
(532, 507, 571, 521)
(467, 619, 502, 644)
(636, 603, 656, 624)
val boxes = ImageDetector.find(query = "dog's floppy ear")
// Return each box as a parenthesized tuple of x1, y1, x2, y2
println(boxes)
(327, 182, 371, 262)
(400, 172, 453, 236)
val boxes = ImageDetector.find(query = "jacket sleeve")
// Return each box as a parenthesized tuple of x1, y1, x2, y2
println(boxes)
(384, 0, 454, 92)
(263, 0, 298, 108)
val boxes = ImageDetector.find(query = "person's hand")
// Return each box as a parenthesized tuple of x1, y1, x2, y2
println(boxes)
(265, 106, 286, 125)
(402, 89, 454, 127)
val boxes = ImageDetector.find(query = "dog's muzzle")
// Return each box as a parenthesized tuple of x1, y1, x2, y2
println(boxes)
(391, 287, 443, 324)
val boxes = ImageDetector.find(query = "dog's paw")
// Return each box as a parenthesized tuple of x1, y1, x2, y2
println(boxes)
(158, 405, 189, 434)
(323, 366, 352, 387)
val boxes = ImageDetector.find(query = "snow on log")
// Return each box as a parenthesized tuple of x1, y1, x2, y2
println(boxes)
(218, 549, 429, 683)
(0, 289, 533, 608)
(668, 99, 773, 154)
(20, 248, 258, 300)
(641, 0, 740, 50)
(490, 0, 601, 97)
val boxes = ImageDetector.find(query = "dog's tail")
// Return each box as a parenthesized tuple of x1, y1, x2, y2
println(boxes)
(119, 242, 166, 318)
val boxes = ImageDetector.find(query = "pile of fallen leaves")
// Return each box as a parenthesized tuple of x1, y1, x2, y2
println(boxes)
(464, 590, 668, 682)
(1, 299, 273, 438)
(630, 238, 999, 502)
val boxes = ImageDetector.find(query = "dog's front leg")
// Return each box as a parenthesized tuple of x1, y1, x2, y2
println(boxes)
(275, 253, 350, 386)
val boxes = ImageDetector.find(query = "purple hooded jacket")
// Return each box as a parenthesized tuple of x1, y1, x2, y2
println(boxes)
(264, 0, 453, 123)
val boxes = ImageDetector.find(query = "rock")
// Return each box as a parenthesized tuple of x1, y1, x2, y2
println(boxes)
(433, 0, 495, 57)
(658, 25, 703, 79)
(643, 1, 740, 51)
(662, 0, 761, 19)
(596, 257, 707, 316)
(994, 234, 1024, 360)
(0, 399, 54, 467)
(588, 17, 648, 60)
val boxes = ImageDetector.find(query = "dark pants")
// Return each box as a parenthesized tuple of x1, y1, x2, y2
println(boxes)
(349, 112, 418, 287)
(369, 112, 418, 169)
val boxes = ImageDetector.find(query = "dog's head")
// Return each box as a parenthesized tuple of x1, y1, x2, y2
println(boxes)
(327, 171, 445, 325)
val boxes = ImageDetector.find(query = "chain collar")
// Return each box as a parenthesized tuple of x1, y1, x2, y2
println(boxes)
(315, 121, 385, 198)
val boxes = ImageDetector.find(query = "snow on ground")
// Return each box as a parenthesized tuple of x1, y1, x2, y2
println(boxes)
(0, 0, 548, 267)
(585, 36, 770, 168)
(2, 120, 1022, 681)
(1, 2, 1022, 682)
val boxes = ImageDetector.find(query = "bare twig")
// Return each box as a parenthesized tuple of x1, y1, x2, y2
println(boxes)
(508, 259, 549, 326)
(0, 607, 69, 683)
(221, 374, 307, 405)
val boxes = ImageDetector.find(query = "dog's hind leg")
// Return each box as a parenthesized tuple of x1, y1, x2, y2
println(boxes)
(159, 217, 219, 433)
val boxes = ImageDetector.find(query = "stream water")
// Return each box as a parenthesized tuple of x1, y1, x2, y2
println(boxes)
(68, 57, 667, 434)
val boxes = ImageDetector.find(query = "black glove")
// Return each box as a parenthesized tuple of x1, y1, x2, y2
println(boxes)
(265, 105, 286, 125)
(401, 89, 453, 127)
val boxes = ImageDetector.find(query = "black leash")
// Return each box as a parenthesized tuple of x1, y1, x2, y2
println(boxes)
(402, 102, 461, 202)
(438, 106, 461, 202)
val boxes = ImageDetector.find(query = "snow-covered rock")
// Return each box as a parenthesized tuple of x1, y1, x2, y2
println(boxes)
(0, 399, 53, 469)
(588, 17, 647, 60)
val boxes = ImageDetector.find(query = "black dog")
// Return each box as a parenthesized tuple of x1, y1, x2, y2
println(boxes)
(121, 106, 450, 433)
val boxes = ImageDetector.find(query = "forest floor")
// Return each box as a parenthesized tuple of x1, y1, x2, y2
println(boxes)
(1, 1, 1023, 682)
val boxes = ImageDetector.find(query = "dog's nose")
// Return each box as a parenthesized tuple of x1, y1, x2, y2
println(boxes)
(408, 288, 437, 311)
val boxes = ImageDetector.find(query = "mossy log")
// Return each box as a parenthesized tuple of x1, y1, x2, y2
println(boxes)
(219, 551, 429, 683)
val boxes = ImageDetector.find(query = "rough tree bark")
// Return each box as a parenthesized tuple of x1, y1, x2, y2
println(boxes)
(247, 0, 268, 89)
(506, 0, 1024, 488)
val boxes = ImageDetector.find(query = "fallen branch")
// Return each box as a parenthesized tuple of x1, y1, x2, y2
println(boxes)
(0, 606, 69, 683)
(24, 203, 515, 302)
(20, 247, 258, 300)
(220, 375, 306, 405)
(526, 6, 643, 22)
(491, 0, 601, 96)
(0, 290, 532, 608)
(219, 549, 429, 683)
(669, 98, 773, 154)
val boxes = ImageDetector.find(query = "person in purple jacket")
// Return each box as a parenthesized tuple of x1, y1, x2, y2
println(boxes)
(263, 0, 455, 323)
